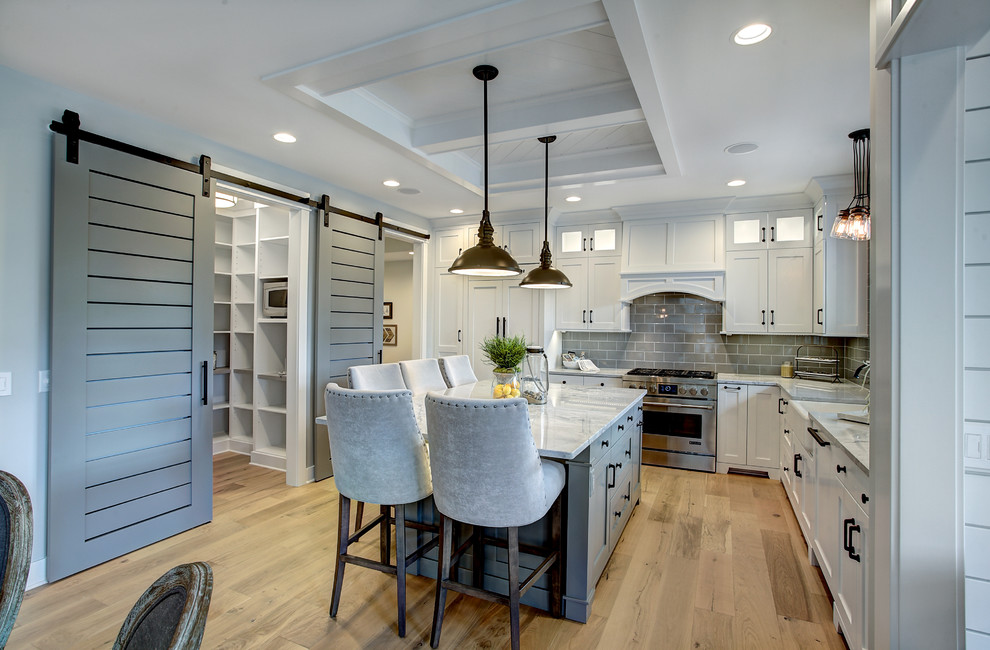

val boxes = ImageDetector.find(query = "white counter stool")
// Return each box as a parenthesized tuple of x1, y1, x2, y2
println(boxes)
(347, 363, 406, 390)
(399, 359, 448, 394)
(324, 383, 439, 638)
(424, 394, 565, 650)
(438, 355, 477, 387)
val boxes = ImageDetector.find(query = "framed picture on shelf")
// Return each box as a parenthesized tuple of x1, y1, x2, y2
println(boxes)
(383, 301, 393, 319)
(383, 324, 398, 346)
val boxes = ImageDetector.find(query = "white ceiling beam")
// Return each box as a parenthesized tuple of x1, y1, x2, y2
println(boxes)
(263, 0, 607, 95)
(489, 143, 660, 185)
(601, 0, 681, 177)
(413, 82, 645, 152)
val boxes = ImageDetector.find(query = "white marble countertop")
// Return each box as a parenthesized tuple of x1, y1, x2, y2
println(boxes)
(549, 366, 632, 377)
(717, 373, 869, 404)
(809, 411, 870, 474)
(317, 382, 646, 462)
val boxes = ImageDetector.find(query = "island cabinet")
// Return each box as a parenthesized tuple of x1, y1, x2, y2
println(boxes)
(563, 399, 643, 622)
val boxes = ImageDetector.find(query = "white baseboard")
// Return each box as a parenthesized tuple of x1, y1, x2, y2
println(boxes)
(26, 558, 47, 590)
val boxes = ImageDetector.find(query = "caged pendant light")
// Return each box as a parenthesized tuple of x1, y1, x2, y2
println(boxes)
(831, 128, 871, 241)
(448, 65, 522, 277)
(520, 136, 572, 289)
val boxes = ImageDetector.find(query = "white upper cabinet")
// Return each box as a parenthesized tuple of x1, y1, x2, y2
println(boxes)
(726, 209, 814, 251)
(557, 223, 621, 259)
(620, 215, 724, 273)
(554, 257, 625, 331)
(433, 221, 540, 268)
(811, 193, 869, 337)
(724, 248, 813, 334)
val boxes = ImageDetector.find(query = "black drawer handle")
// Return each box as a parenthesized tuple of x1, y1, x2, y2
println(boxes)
(817, 308, 823, 325)
(761, 226, 766, 242)
(201, 361, 209, 405)
(761, 309, 766, 325)
(614, 510, 622, 518)
(770, 225, 775, 242)
(807, 427, 830, 447)
(618, 424, 624, 431)
(627, 415, 634, 422)
(601, 439, 609, 448)
(607, 464, 616, 489)
(770, 309, 775, 326)
(778, 397, 787, 414)
(794, 453, 802, 478)
(615, 461, 623, 470)
(861, 493, 870, 504)
(836, 464, 847, 474)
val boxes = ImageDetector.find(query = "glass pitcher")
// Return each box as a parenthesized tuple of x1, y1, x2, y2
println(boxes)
(520, 346, 549, 405)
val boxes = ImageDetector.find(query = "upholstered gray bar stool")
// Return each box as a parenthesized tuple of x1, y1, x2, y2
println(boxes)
(438, 355, 478, 387)
(1, 471, 33, 648)
(347, 362, 406, 390)
(424, 394, 565, 650)
(399, 359, 448, 394)
(324, 383, 439, 638)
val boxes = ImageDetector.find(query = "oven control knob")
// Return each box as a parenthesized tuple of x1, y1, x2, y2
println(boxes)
(689, 388, 698, 396)
(701, 388, 709, 396)
(648, 385, 657, 394)
(678, 387, 686, 395)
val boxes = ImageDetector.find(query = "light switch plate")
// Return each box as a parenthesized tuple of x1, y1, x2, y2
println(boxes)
(0, 372, 11, 396)
(39, 370, 50, 393)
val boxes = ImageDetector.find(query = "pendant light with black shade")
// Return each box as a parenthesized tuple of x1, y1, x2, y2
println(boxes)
(831, 128, 871, 241)
(520, 136, 572, 289)
(448, 65, 523, 277)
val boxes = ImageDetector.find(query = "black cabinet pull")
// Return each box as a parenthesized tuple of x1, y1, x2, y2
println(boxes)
(201, 361, 208, 405)
(770, 309, 775, 326)
(807, 427, 830, 447)
(845, 519, 862, 562)
(784, 428, 790, 435)
(836, 464, 847, 474)
(618, 424, 625, 431)
(502, 317, 507, 336)
(817, 308, 824, 325)
(817, 214, 823, 231)
(615, 461, 623, 470)
(761, 310, 766, 325)
(770, 226, 776, 242)
(590, 237, 595, 251)
(783, 466, 789, 472)
(624, 486, 631, 501)
(794, 453, 802, 478)
(457, 329, 462, 342)
(589, 309, 593, 324)
(614, 510, 622, 518)
(582, 309, 586, 324)
(761, 226, 766, 242)
(627, 415, 634, 422)
(778, 397, 787, 414)
(607, 463, 616, 489)
(495, 317, 500, 337)
(379, 350, 383, 363)
(583, 237, 587, 251)
(723, 385, 742, 391)
(843, 517, 854, 552)
(601, 439, 609, 448)
(861, 493, 870, 504)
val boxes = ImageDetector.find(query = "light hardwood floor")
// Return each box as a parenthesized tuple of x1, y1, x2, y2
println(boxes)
(10, 453, 847, 649)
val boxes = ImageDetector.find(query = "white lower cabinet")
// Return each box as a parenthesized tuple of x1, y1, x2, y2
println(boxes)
(716, 383, 780, 474)
(836, 486, 869, 650)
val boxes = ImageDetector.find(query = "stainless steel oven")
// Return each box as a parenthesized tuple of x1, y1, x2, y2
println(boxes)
(623, 369, 717, 473)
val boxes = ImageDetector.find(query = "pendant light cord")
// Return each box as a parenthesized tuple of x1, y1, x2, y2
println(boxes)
(544, 138, 549, 241)
(483, 76, 489, 214)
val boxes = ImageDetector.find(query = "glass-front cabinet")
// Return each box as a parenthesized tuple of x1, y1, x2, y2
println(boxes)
(726, 210, 813, 251)
(556, 223, 621, 259)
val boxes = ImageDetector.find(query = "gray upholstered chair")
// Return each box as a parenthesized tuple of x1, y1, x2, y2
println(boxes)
(324, 383, 438, 638)
(347, 363, 406, 390)
(0, 471, 32, 649)
(424, 394, 565, 650)
(112, 562, 213, 650)
(399, 358, 449, 394)
(438, 355, 478, 387)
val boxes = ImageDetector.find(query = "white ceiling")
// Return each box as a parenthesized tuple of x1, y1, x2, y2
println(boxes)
(0, 0, 869, 223)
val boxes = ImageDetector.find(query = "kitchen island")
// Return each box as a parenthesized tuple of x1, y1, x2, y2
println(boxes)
(319, 381, 645, 622)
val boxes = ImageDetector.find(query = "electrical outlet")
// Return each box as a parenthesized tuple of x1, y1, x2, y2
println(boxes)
(39, 370, 50, 393)
(0, 372, 11, 396)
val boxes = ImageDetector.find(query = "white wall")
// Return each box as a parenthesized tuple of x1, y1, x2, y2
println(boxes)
(963, 38, 990, 647)
(382, 259, 414, 363)
(0, 64, 428, 586)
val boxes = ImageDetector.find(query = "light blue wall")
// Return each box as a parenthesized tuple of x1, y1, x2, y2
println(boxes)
(0, 64, 428, 584)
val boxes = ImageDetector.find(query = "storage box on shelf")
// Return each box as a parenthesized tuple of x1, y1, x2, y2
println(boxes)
(716, 382, 781, 475)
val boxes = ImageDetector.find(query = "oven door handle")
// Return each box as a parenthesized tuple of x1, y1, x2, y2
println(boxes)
(643, 402, 715, 411)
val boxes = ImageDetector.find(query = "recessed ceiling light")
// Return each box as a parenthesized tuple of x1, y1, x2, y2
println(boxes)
(727, 179, 747, 187)
(383, 179, 400, 187)
(733, 23, 772, 45)
(215, 192, 237, 209)
(273, 132, 296, 143)
(398, 187, 420, 195)
(450, 208, 464, 214)
(408, 251, 415, 255)
(725, 142, 759, 155)
(565, 196, 582, 202)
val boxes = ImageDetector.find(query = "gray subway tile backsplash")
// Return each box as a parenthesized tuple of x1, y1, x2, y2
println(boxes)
(561, 293, 870, 381)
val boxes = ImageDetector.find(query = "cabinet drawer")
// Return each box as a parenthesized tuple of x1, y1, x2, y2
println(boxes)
(833, 448, 870, 507)
(590, 422, 617, 465)
(608, 474, 634, 540)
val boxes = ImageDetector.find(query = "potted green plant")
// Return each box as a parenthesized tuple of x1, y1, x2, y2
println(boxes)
(479, 334, 527, 398)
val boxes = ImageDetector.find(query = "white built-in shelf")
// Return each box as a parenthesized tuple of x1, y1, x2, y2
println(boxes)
(232, 368, 253, 374)
(257, 318, 288, 324)
(260, 236, 289, 243)
(231, 402, 253, 410)
(213, 367, 231, 375)
(214, 271, 232, 277)
(258, 405, 287, 415)
(215, 241, 232, 248)
(214, 329, 230, 334)
(257, 372, 287, 381)
(213, 401, 230, 410)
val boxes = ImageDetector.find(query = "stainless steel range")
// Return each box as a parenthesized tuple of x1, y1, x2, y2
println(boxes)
(622, 368, 717, 473)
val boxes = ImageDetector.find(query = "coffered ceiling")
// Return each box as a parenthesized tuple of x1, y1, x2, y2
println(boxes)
(0, 0, 869, 221)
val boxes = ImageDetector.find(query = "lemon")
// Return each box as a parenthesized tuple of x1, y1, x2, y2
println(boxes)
(493, 385, 505, 398)
(510, 388, 521, 398)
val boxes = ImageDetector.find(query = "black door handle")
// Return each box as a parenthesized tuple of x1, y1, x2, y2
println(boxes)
(794, 453, 802, 478)
(201, 361, 208, 405)
(770, 226, 775, 242)
(761, 226, 766, 242)
(496, 317, 500, 337)
(778, 397, 787, 414)
(601, 439, 609, 448)
(618, 424, 625, 431)
(761, 310, 766, 326)
(590, 237, 595, 251)
(583, 237, 587, 251)
(607, 463, 616, 489)
(837, 464, 847, 474)
(457, 329, 462, 342)
(589, 309, 593, 324)
(582, 309, 586, 324)
(807, 427, 830, 447)
(817, 308, 823, 325)
(627, 415, 634, 421)
(818, 214, 823, 231)
(502, 317, 507, 335)
(770, 309, 775, 325)
(843, 517, 854, 552)
(378, 350, 382, 363)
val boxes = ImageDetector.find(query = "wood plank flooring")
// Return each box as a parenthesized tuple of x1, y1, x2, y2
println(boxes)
(9, 453, 847, 649)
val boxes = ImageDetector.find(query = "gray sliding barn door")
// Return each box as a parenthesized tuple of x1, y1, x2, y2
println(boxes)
(49, 138, 214, 581)
(313, 211, 384, 480)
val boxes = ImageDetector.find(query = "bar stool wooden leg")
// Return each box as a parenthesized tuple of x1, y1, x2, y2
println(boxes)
(507, 526, 521, 650)
(380, 504, 391, 564)
(472, 527, 484, 588)
(395, 504, 407, 637)
(550, 496, 563, 618)
(354, 501, 364, 529)
(330, 496, 351, 618)
(431, 515, 453, 649)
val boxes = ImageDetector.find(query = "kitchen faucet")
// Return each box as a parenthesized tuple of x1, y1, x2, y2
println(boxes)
(854, 360, 870, 378)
